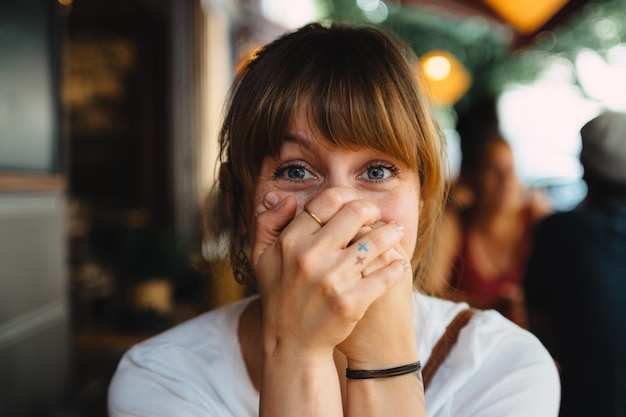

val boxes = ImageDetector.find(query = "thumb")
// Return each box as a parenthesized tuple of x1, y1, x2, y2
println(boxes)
(252, 192, 297, 265)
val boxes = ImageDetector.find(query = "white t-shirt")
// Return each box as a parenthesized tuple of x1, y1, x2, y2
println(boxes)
(108, 293, 560, 417)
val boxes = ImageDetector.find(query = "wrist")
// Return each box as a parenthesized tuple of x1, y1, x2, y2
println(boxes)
(346, 352, 419, 372)
(346, 361, 422, 379)
(344, 336, 418, 371)
(262, 346, 338, 398)
(262, 336, 335, 371)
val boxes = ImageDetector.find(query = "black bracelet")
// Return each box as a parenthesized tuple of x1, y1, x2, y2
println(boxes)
(346, 361, 422, 379)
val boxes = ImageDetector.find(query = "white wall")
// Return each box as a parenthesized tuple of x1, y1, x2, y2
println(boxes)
(0, 192, 69, 416)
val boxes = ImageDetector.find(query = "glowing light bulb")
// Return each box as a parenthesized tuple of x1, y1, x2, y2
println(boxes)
(424, 55, 451, 81)
(419, 50, 471, 106)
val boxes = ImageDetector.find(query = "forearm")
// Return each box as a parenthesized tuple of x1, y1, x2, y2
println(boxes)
(343, 310, 425, 417)
(260, 349, 343, 417)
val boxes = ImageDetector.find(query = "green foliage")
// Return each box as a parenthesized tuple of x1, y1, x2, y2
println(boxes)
(488, 0, 626, 95)
(317, 0, 626, 106)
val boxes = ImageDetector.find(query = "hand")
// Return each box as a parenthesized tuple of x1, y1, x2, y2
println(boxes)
(252, 188, 408, 361)
(338, 227, 417, 368)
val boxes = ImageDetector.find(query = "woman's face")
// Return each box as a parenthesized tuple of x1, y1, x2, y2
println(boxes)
(251, 109, 422, 258)
(475, 140, 522, 210)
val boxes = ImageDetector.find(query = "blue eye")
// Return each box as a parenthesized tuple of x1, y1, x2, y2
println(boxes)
(367, 166, 387, 180)
(274, 162, 314, 182)
(363, 164, 397, 181)
(286, 166, 307, 180)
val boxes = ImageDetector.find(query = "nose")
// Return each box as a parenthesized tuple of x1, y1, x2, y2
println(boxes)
(324, 175, 355, 189)
(300, 185, 362, 213)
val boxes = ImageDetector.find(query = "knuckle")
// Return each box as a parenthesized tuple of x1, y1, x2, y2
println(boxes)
(382, 247, 402, 264)
(294, 250, 318, 274)
(319, 187, 358, 209)
(278, 231, 298, 251)
(321, 273, 363, 321)
(368, 230, 390, 251)
(380, 270, 398, 289)
(345, 200, 377, 222)
(321, 188, 345, 208)
(328, 292, 355, 318)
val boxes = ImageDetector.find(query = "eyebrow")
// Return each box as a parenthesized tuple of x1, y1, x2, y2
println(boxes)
(284, 133, 313, 150)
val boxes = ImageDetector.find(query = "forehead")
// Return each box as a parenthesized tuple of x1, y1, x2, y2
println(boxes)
(286, 104, 352, 148)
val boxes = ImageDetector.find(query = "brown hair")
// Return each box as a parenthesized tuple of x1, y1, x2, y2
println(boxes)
(214, 22, 447, 289)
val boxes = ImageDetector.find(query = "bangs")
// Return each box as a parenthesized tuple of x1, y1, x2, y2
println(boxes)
(253, 25, 425, 171)
(302, 79, 419, 170)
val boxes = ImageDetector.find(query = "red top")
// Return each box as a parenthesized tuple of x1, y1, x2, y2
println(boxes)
(450, 208, 535, 307)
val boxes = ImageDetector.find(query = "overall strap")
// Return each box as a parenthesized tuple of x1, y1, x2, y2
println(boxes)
(423, 308, 478, 390)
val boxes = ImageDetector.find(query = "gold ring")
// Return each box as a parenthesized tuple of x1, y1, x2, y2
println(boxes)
(303, 207, 325, 227)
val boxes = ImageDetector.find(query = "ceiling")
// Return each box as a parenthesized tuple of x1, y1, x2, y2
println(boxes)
(394, 0, 595, 49)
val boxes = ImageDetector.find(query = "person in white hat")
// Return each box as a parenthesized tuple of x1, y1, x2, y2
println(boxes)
(524, 110, 626, 417)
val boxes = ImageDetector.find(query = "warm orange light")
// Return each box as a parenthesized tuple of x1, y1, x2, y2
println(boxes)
(419, 50, 471, 106)
(58, 0, 73, 5)
(482, 0, 569, 34)
(424, 55, 451, 81)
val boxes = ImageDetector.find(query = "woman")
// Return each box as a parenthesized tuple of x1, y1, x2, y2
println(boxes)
(429, 135, 552, 327)
(108, 23, 559, 416)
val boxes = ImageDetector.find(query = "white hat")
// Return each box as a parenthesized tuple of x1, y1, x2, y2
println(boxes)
(580, 111, 626, 184)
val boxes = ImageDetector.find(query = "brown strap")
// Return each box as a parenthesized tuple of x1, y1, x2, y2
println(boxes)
(422, 308, 478, 390)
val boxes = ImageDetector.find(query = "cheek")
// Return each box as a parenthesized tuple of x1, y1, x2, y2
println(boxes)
(291, 192, 315, 212)
(378, 193, 420, 256)
(252, 184, 315, 221)
(401, 215, 419, 257)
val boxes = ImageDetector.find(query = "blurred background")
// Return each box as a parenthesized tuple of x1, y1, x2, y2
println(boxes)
(1, 0, 625, 415)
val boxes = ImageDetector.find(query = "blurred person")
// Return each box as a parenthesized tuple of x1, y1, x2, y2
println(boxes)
(108, 23, 559, 416)
(428, 134, 552, 327)
(524, 110, 626, 417)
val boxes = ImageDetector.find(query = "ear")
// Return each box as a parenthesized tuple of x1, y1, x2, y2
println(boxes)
(219, 162, 248, 235)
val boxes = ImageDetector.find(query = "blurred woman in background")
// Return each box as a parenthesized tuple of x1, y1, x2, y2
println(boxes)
(429, 134, 552, 327)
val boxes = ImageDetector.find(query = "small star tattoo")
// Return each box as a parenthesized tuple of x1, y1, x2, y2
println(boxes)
(356, 256, 366, 265)
(358, 242, 368, 252)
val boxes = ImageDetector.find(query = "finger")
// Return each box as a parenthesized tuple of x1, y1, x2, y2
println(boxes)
(291, 199, 382, 250)
(345, 222, 405, 273)
(252, 193, 298, 266)
(349, 258, 410, 308)
(360, 247, 403, 277)
(255, 191, 284, 217)
(289, 187, 361, 235)
(319, 199, 383, 248)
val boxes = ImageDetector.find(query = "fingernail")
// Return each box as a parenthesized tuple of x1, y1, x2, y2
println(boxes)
(265, 192, 281, 208)
(395, 222, 404, 234)
(402, 260, 410, 270)
(255, 203, 268, 217)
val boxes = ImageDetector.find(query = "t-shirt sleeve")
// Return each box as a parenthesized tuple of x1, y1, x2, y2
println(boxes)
(426, 310, 561, 417)
(462, 329, 561, 416)
(108, 346, 225, 417)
